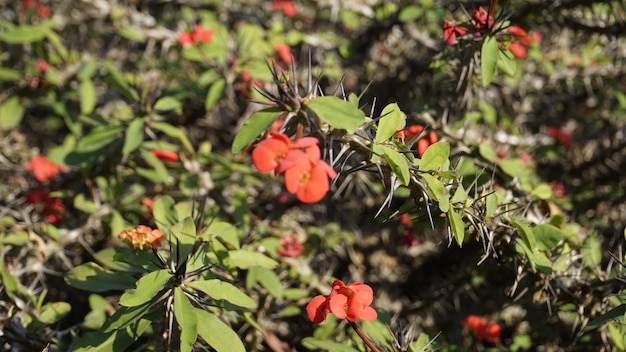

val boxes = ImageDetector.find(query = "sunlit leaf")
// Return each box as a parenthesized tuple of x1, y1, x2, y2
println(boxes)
(187, 279, 256, 308)
(307, 96, 366, 133)
(448, 208, 465, 246)
(174, 288, 198, 352)
(231, 107, 282, 154)
(227, 250, 278, 269)
(375, 103, 406, 144)
(79, 79, 97, 115)
(119, 269, 172, 307)
(382, 145, 410, 186)
(419, 142, 449, 172)
(65, 262, 136, 292)
(205, 78, 226, 111)
(195, 309, 246, 352)
(0, 96, 24, 130)
(532, 224, 563, 251)
(481, 35, 498, 86)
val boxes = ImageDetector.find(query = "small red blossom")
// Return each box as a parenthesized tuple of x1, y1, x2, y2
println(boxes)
(272, 0, 297, 18)
(27, 189, 65, 224)
(273, 43, 293, 64)
(251, 132, 293, 174)
(178, 24, 214, 46)
(520, 153, 532, 168)
(462, 315, 501, 343)
(507, 26, 532, 59)
(27, 155, 67, 182)
(546, 126, 574, 149)
(35, 4, 50, 17)
(277, 234, 304, 257)
(399, 213, 411, 227)
(472, 7, 495, 36)
(142, 197, 154, 219)
(118, 225, 164, 251)
(399, 230, 419, 247)
(150, 149, 179, 163)
(306, 280, 377, 323)
(35, 58, 50, 74)
(443, 20, 469, 45)
(22, 0, 37, 10)
(403, 125, 438, 157)
(549, 181, 565, 199)
(239, 70, 264, 98)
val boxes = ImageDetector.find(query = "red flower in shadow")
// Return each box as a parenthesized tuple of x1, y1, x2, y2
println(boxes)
(403, 125, 439, 157)
(277, 233, 304, 257)
(462, 315, 501, 343)
(546, 126, 574, 149)
(27, 189, 65, 224)
(472, 7, 494, 36)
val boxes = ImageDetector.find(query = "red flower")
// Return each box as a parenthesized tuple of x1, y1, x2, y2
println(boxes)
(283, 146, 337, 203)
(549, 180, 565, 199)
(443, 20, 469, 45)
(27, 189, 65, 224)
(399, 230, 418, 247)
(277, 233, 304, 257)
(251, 132, 293, 174)
(399, 213, 411, 227)
(546, 126, 574, 149)
(118, 225, 164, 251)
(306, 280, 377, 323)
(507, 26, 532, 59)
(403, 125, 439, 157)
(27, 155, 67, 183)
(36, 58, 50, 74)
(142, 197, 154, 219)
(178, 24, 214, 46)
(462, 315, 501, 343)
(273, 43, 293, 64)
(35, 4, 50, 17)
(272, 0, 297, 18)
(150, 149, 179, 163)
(472, 7, 494, 36)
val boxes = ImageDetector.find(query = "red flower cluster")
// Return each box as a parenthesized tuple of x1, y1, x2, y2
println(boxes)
(149, 149, 179, 163)
(27, 155, 67, 183)
(27, 189, 65, 224)
(403, 125, 438, 157)
(251, 132, 337, 203)
(306, 280, 377, 323)
(507, 26, 533, 59)
(272, 0, 297, 18)
(462, 315, 501, 343)
(22, 0, 50, 17)
(273, 43, 293, 65)
(398, 213, 418, 247)
(546, 126, 574, 149)
(178, 24, 214, 46)
(277, 233, 304, 257)
(118, 225, 164, 251)
(472, 6, 495, 36)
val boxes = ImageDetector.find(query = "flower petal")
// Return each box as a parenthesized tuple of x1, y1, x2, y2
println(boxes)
(306, 295, 329, 323)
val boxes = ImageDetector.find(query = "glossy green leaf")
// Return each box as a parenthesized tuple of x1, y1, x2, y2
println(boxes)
(174, 288, 198, 352)
(205, 78, 226, 111)
(122, 118, 145, 155)
(532, 224, 563, 251)
(421, 173, 444, 202)
(227, 250, 278, 269)
(481, 35, 499, 86)
(187, 279, 256, 308)
(584, 304, 626, 331)
(382, 145, 410, 186)
(478, 143, 497, 162)
(375, 103, 406, 144)
(307, 96, 366, 133)
(513, 219, 536, 252)
(102, 302, 152, 333)
(1, 269, 18, 299)
(79, 79, 97, 115)
(418, 141, 449, 171)
(195, 309, 246, 352)
(75, 125, 124, 152)
(450, 184, 468, 204)
(119, 269, 172, 307)
(154, 96, 182, 114)
(231, 107, 282, 154)
(200, 220, 240, 250)
(73, 318, 151, 352)
(448, 208, 465, 247)
(150, 121, 194, 154)
(0, 96, 24, 130)
(152, 195, 178, 231)
(65, 262, 136, 292)
(37, 302, 71, 325)
(531, 183, 553, 200)
(83, 294, 108, 330)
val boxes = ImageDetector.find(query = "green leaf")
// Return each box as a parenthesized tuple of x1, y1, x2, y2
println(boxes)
(608, 323, 626, 350)
(102, 61, 139, 102)
(152, 195, 178, 231)
(119, 269, 172, 307)
(301, 338, 360, 352)
(1, 269, 18, 299)
(231, 107, 282, 154)
(584, 304, 626, 331)
(0, 96, 24, 130)
(497, 49, 517, 76)
(65, 262, 136, 292)
(227, 250, 278, 270)
(306, 96, 366, 133)
(247, 266, 283, 298)
(513, 219, 537, 252)
(532, 224, 563, 251)
(45, 29, 69, 61)
(150, 121, 194, 154)
(479, 143, 497, 162)
(582, 235, 601, 267)
(195, 309, 246, 352)
(102, 302, 152, 333)
(79, 79, 97, 115)
(205, 78, 226, 111)
(450, 184, 468, 204)
(448, 208, 465, 246)
(117, 26, 146, 42)
(481, 35, 499, 86)
(187, 279, 256, 308)
(375, 103, 406, 144)
(398, 5, 423, 22)
(154, 96, 182, 114)
(528, 250, 553, 275)
(478, 100, 497, 130)
(421, 173, 444, 202)
(74, 193, 98, 214)
(418, 141, 450, 172)
(200, 221, 240, 250)
(0, 68, 21, 81)
(122, 118, 145, 155)
(174, 288, 198, 352)
(170, 217, 197, 265)
(37, 302, 71, 325)
(0, 24, 47, 43)
(75, 125, 124, 153)
(531, 183, 553, 200)
(381, 145, 410, 186)
(73, 318, 151, 352)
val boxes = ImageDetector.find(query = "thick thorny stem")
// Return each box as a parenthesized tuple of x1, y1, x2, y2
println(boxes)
(350, 322, 381, 352)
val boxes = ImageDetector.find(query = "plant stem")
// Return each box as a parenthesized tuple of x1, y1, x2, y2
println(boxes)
(350, 322, 381, 352)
